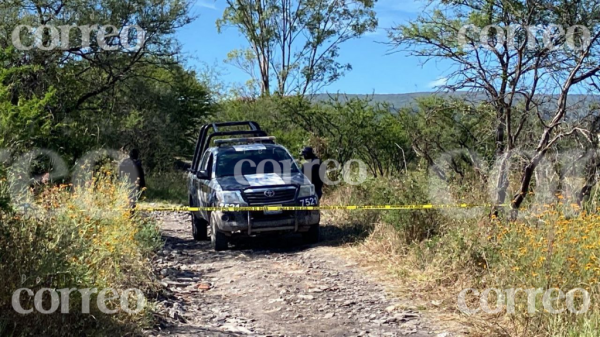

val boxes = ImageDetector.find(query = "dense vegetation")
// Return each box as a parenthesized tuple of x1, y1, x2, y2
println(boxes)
(2, 0, 600, 335)
(0, 0, 213, 334)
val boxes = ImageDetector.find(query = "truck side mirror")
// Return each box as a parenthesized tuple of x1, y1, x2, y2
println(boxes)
(196, 170, 209, 180)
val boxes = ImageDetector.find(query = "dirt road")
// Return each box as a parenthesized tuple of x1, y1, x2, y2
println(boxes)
(146, 212, 450, 337)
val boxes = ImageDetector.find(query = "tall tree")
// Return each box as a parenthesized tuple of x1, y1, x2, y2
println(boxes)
(106, 63, 216, 171)
(391, 0, 600, 213)
(0, 0, 197, 164)
(218, 0, 377, 96)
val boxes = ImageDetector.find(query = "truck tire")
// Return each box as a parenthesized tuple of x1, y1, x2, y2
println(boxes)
(210, 212, 228, 251)
(192, 213, 208, 241)
(302, 223, 320, 244)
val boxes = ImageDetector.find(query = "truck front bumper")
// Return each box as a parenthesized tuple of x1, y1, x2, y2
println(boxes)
(214, 208, 320, 234)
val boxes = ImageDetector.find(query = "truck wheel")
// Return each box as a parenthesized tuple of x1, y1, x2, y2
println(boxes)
(192, 213, 208, 241)
(210, 212, 228, 251)
(302, 224, 320, 244)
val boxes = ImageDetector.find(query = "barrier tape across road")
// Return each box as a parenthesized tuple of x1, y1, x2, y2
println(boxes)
(138, 204, 507, 212)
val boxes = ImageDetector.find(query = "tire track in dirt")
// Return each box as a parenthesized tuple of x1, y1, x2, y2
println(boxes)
(145, 212, 449, 337)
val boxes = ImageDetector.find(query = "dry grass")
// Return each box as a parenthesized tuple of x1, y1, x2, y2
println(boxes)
(323, 181, 480, 335)
(324, 177, 600, 336)
(0, 172, 162, 336)
(334, 219, 479, 336)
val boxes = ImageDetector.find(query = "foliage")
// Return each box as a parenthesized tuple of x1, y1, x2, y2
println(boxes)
(0, 48, 56, 152)
(288, 95, 411, 176)
(144, 171, 188, 205)
(398, 95, 495, 174)
(218, 95, 309, 153)
(331, 174, 442, 244)
(467, 203, 600, 336)
(0, 173, 161, 336)
(0, 0, 192, 116)
(390, 0, 600, 210)
(218, 0, 377, 96)
(0, 0, 211, 171)
(102, 64, 216, 172)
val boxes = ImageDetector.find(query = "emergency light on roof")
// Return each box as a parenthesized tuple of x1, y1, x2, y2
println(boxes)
(214, 136, 276, 146)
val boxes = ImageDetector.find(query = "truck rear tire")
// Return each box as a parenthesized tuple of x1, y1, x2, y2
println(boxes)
(192, 214, 208, 241)
(210, 212, 228, 251)
(302, 224, 320, 244)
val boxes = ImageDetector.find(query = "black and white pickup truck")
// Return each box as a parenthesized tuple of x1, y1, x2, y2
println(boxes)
(187, 121, 320, 251)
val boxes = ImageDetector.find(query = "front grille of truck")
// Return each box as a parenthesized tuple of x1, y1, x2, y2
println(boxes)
(251, 210, 295, 221)
(243, 186, 297, 205)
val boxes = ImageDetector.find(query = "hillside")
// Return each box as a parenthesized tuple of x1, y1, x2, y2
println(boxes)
(313, 92, 600, 119)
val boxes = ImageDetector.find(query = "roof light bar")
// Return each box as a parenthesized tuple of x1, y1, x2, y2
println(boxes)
(214, 136, 276, 146)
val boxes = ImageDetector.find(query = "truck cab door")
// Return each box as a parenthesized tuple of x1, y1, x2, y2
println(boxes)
(197, 152, 214, 220)
(191, 151, 210, 218)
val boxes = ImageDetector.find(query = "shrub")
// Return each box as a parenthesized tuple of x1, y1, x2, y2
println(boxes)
(477, 203, 600, 336)
(327, 173, 443, 244)
(144, 171, 188, 205)
(335, 174, 600, 336)
(0, 173, 161, 336)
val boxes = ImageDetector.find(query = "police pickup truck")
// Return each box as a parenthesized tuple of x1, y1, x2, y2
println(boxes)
(187, 121, 320, 251)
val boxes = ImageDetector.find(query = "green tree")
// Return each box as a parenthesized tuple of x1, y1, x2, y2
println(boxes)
(398, 96, 495, 182)
(278, 95, 411, 176)
(108, 63, 216, 171)
(0, 47, 55, 152)
(218, 0, 377, 96)
(0, 0, 199, 167)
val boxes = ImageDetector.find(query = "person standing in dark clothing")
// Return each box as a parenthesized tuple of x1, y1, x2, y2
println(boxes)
(301, 147, 323, 200)
(118, 149, 146, 208)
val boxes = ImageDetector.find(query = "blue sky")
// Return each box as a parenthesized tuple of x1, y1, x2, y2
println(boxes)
(176, 0, 449, 94)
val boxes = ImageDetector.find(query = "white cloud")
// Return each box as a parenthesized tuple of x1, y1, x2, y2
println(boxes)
(428, 77, 448, 88)
(195, 0, 217, 10)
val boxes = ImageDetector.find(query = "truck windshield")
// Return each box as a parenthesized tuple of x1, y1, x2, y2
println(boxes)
(215, 147, 301, 177)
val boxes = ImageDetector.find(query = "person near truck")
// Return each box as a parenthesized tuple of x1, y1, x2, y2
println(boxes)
(118, 148, 146, 209)
(301, 147, 323, 200)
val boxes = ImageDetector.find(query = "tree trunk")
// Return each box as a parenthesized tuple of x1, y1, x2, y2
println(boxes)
(493, 109, 508, 215)
(577, 151, 600, 205)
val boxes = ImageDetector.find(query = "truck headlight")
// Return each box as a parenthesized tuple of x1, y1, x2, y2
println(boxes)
(298, 185, 315, 198)
(217, 191, 244, 205)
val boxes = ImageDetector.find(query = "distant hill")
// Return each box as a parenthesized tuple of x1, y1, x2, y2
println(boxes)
(312, 92, 600, 119)
(311, 92, 482, 108)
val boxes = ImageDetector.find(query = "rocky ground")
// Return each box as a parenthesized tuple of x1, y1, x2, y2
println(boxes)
(144, 212, 455, 337)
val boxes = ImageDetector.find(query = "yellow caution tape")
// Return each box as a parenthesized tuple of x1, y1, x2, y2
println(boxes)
(138, 204, 507, 212)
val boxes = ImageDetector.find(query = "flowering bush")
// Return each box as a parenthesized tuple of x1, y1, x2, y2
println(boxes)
(330, 177, 600, 336)
(0, 173, 161, 336)
(471, 202, 600, 335)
